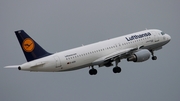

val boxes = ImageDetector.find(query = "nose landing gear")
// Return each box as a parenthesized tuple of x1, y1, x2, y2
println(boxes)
(152, 56, 157, 60)
(150, 50, 157, 60)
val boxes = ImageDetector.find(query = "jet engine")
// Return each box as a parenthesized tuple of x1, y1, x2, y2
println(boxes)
(127, 49, 151, 62)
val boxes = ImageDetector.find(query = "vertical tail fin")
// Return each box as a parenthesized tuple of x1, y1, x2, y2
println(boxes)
(15, 30, 51, 62)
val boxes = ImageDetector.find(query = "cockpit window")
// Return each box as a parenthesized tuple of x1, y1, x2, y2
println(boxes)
(161, 32, 165, 35)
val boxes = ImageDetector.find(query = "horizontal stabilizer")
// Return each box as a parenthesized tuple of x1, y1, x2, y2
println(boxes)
(4, 65, 19, 68)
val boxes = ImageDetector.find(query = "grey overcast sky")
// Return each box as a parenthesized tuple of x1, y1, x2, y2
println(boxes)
(0, 0, 179, 101)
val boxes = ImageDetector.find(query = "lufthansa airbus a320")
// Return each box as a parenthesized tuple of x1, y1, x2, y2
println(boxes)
(5, 29, 171, 75)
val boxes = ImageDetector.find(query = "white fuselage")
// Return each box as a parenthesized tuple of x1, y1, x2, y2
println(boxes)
(19, 29, 171, 72)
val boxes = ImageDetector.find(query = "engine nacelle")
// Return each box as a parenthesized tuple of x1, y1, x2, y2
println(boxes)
(127, 49, 151, 62)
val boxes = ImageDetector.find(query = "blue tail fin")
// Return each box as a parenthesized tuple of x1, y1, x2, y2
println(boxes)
(15, 30, 51, 62)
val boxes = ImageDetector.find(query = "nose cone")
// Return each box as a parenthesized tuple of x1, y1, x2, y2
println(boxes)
(166, 34, 171, 41)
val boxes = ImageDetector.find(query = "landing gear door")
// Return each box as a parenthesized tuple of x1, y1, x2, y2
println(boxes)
(54, 55, 61, 68)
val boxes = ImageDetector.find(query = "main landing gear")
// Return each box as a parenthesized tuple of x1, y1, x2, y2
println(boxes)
(89, 66, 97, 75)
(89, 58, 122, 75)
(150, 50, 157, 60)
(113, 67, 121, 73)
(113, 58, 121, 73)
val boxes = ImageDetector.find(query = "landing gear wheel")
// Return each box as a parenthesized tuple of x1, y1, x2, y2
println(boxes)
(152, 56, 157, 60)
(150, 50, 157, 60)
(89, 69, 97, 75)
(113, 67, 121, 73)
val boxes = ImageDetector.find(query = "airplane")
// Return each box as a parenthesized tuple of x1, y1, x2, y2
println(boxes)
(5, 29, 171, 75)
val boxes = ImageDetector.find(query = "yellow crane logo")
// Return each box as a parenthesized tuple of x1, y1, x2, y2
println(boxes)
(22, 38, 35, 52)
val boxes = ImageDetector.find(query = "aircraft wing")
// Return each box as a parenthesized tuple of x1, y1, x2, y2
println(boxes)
(92, 47, 138, 65)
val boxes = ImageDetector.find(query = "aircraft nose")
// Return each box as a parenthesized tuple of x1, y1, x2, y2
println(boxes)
(166, 34, 171, 41)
